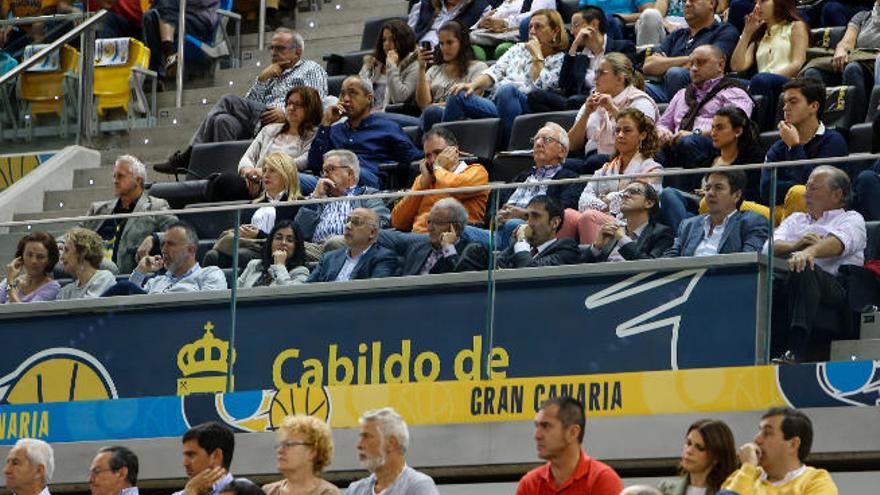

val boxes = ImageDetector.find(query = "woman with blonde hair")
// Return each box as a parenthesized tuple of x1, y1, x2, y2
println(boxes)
(56, 228, 116, 300)
(263, 415, 338, 495)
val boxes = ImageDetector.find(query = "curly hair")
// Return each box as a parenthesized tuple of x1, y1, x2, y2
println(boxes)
(373, 19, 416, 65)
(280, 86, 323, 136)
(15, 232, 59, 276)
(278, 415, 334, 474)
(64, 228, 104, 270)
(616, 108, 660, 158)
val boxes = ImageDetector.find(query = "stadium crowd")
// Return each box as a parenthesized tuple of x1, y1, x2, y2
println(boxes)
(2, 404, 838, 494)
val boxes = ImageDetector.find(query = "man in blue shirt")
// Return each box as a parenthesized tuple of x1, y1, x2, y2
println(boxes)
(643, 0, 739, 102)
(579, 0, 656, 39)
(306, 75, 424, 192)
(172, 423, 250, 495)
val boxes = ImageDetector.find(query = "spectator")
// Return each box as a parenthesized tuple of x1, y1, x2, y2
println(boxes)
(79, 155, 177, 274)
(803, 0, 880, 123)
(497, 195, 582, 268)
(664, 170, 770, 256)
(296, 150, 390, 260)
(1, 232, 60, 304)
(760, 77, 848, 222)
(391, 126, 489, 233)
(4, 439, 54, 495)
(359, 19, 420, 125)
(172, 422, 248, 495)
(0, 0, 76, 55)
(566, 108, 663, 245)
(463, 123, 583, 250)
(203, 152, 303, 269)
(516, 396, 623, 495)
(636, 0, 690, 46)
(263, 415, 339, 495)
(659, 106, 766, 230)
(407, 0, 492, 48)
(306, 208, 399, 282)
(87, 0, 145, 39)
(566, 52, 658, 174)
(469, 0, 557, 57)
(401, 198, 488, 275)
(89, 446, 139, 495)
(443, 9, 568, 147)
(528, 7, 638, 116)
(345, 407, 438, 495)
(415, 21, 489, 131)
(108, 222, 227, 295)
(581, 181, 674, 262)
(643, 0, 740, 103)
(579, 0, 657, 26)
(722, 408, 839, 493)
(820, 0, 874, 27)
(657, 419, 738, 495)
(56, 228, 116, 300)
(238, 220, 308, 288)
(219, 482, 263, 495)
(622, 487, 663, 495)
(769, 166, 866, 363)
(730, 0, 809, 128)
(142, 0, 219, 79)
(157, 29, 328, 173)
(656, 44, 753, 171)
(306, 76, 424, 190)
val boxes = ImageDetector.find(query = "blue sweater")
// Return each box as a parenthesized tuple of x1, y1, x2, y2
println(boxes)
(760, 128, 848, 205)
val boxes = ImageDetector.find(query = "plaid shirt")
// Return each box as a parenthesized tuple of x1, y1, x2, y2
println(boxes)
(244, 58, 328, 110)
(505, 164, 562, 208)
(312, 189, 356, 242)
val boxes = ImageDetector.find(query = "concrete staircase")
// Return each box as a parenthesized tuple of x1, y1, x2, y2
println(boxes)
(831, 309, 880, 360)
(0, 0, 409, 258)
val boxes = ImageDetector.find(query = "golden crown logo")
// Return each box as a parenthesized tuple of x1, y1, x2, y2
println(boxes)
(176, 322, 235, 396)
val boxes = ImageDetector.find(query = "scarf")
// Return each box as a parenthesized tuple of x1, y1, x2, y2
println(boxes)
(680, 77, 749, 131)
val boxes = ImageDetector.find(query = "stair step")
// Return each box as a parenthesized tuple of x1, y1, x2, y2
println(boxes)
(831, 339, 880, 361)
(44, 187, 115, 212)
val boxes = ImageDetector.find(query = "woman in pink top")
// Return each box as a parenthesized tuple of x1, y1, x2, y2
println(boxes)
(559, 108, 663, 244)
(1, 232, 61, 303)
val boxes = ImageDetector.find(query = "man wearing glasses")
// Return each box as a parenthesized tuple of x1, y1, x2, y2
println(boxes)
(306, 208, 399, 282)
(295, 150, 390, 261)
(88, 447, 139, 495)
(156, 28, 328, 174)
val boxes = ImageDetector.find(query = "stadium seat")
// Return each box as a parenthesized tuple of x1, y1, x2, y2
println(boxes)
(759, 130, 779, 157)
(185, 0, 242, 73)
(93, 38, 156, 129)
(324, 16, 406, 76)
(186, 140, 252, 180)
(433, 118, 502, 168)
(506, 110, 579, 151)
(327, 74, 345, 97)
(148, 179, 209, 209)
(402, 125, 421, 147)
(181, 200, 252, 240)
(557, 0, 580, 21)
(18, 44, 80, 139)
(848, 87, 880, 154)
(809, 26, 846, 50)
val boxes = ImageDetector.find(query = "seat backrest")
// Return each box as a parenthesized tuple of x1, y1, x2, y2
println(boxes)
(181, 200, 252, 240)
(822, 85, 859, 131)
(865, 221, 880, 261)
(187, 140, 253, 180)
(557, 0, 580, 21)
(867, 85, 880, 123)
(507, 111, 579, 150)
(433, 118, 502, 166)
(360, 16, 407, 51)
(809, 26, 846, 49)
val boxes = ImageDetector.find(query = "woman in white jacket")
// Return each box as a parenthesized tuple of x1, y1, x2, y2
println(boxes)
(238, 220, 309, 288)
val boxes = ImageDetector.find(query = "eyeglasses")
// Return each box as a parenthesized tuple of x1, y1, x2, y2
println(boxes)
(595, 68, 614, 77)
(427, 218, 456, 226)
(269, 44, 294, 52)
(530, 135, 561, 146)
(285, 101, 304, 109)
(89, 467, 118, 478)
(275, 440, 312, 450)
(621, 187, 646, 197)
(345, 216, 372, 227)
(322, 164, 350, 174)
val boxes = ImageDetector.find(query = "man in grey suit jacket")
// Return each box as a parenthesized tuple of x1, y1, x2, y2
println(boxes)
(496, 195, 581, 269)
(76, 155, 178, 274)
(664, 170, 769, 257)
(307, 208, 399, 282)
(401, 198, 487, 276)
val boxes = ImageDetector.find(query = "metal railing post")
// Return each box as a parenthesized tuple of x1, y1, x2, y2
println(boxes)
(77, 18, 97, 145)
(175, 0, 186, 108)
(258, 0, 266, 51)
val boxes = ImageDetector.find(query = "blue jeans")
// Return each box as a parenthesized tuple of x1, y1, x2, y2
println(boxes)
(658, 188, 698, 231)
(656, 134, 717, 171)
(444, 84, 530, 148)
(749, 72, 790, 128)
(462, 218, 524, 251)
(375, 111, 421, 129)
(299, 173, 318, 196)
(101, 281, 148, 296)
(420, 105, 445, 132)
(646, 67, 691, 103)
(821, 1, 871, 27)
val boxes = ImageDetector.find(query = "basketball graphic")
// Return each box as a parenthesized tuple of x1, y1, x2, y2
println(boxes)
(0, 348, 117, 405)
(268, 386, 332, 429)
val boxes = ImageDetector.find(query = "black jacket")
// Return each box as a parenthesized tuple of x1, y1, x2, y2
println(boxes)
(581, 220, 674, 262)
(401, 239, 488, 275)
(499, 167, 585, 211)
(558, 38, 637, 97)
(496, 238, 581, 268)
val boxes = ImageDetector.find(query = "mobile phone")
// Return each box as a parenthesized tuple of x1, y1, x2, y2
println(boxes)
(421, 41, 432, 51)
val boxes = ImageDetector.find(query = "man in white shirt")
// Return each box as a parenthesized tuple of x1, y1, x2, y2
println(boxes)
(4, 439, 54, 495)
(89, 447, 140, 495)
(769, 165, 867, 363)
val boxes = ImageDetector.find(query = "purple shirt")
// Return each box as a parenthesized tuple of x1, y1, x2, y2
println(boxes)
(0, 279, 61, 303)
(771, 209, 867, 274)
(657, 77, 754, 134)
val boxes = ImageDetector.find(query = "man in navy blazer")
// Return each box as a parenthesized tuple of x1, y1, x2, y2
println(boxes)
(401, 199, 487, 276)
(496, 195, 581, 268)
(307, 208, 399, 282)
(664, 170, 769, 257)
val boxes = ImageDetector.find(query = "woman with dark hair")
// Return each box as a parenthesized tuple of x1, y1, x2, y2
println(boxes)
(657, 419, 739, 495)
(559, 108, 663, 244)
(359, 19, 419, 115)
(219, 481, 267, 495)
(415, 20, 488, 131)
(731, 0, 808, 127)
(1, 232, 61, 303)
(238, 220, 309, 287)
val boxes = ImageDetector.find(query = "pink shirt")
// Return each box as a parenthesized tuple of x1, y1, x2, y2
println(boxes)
(772, 209, 867, 274)
(657, 77, 754, 134)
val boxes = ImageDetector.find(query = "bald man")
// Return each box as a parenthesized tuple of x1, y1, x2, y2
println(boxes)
(306, 208, 399, 282)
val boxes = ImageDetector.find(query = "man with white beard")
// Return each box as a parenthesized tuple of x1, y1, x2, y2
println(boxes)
(344, 408, 438, 495)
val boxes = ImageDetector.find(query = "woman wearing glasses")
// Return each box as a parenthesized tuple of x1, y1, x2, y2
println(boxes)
(263, 415, 339, 495)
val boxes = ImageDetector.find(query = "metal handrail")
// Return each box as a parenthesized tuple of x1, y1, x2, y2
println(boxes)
(0, 12, 85, 27)
(0, 9, 107, 87)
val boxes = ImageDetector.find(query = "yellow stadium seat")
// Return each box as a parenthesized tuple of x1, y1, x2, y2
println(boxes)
(93, 38, 152, 120)
(18, 44, 80, 138)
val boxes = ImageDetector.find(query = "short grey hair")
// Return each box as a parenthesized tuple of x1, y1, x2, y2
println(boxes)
(323, 149, 360, 182)
(812, 165, 851, 208)
(165, 221, 199, 247)
(359, 407, 410, 454)
(432, 198, 468, 225)
(14, 438, 54, 483)
(274, 27, 305, 52)
(542, 122, 569, 153)
(344, 75, 374, 96)
(115, 155, 147, 182)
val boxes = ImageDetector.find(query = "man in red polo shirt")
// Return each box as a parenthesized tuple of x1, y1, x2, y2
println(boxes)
(516, 397, 623, 495)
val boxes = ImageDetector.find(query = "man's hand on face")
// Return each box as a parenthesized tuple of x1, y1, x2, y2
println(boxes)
(434, 146, 459, 172)
(322, 103, 346, 126)
(184, 467, 227, 495)
(136, 254, 164, 275)
(312, 178, 337, 198)
(737, 442, 761, 467)
(778, 121, 800, 148)
(515, 224, 533, 243)
(439, 230, 458, 248)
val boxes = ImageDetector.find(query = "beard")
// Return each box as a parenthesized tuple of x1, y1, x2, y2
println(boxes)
(358, 449, 386, 472)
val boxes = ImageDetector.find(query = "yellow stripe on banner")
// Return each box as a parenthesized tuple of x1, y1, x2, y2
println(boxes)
(318, 366, 789, 428)
(0, 154, 43, 191)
